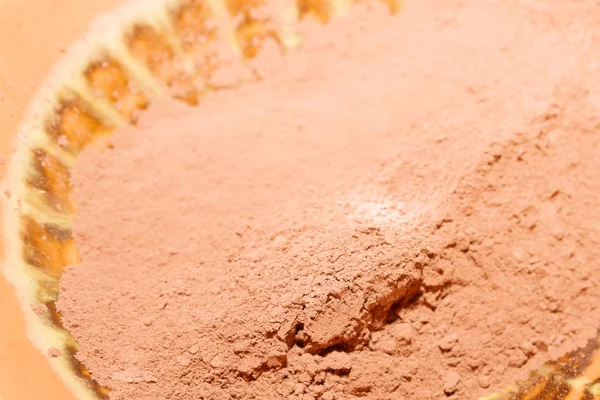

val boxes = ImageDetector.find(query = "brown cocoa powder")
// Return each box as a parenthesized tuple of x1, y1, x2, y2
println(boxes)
(57, 1, 600, 399)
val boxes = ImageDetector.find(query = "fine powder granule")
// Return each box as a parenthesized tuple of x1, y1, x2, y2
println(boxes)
(56, 1, 600, 399)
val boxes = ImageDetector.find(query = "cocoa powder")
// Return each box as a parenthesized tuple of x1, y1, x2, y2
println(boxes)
(57, 1, 600, 399)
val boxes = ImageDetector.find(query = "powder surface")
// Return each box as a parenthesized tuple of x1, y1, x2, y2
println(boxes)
(57, 1, 600, 399)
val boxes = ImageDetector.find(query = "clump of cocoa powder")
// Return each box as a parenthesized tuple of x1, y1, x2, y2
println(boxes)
(57, 1, 600, 399)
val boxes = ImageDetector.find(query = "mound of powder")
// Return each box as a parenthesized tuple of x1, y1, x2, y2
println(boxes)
(57, 1, 600, 399)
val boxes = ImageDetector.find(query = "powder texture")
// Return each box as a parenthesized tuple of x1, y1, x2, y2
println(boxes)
(57, 1, 600, 399)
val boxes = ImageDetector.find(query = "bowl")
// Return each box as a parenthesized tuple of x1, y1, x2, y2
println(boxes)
(0, 1, 597, 399)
